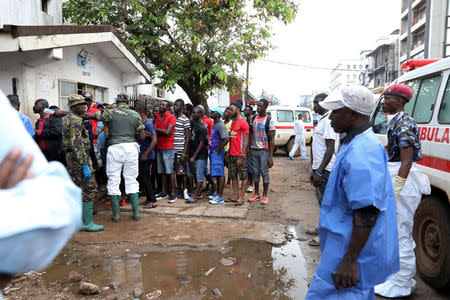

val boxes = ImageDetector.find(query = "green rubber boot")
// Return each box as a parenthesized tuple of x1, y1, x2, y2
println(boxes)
(110, 195, 120, 222)
(80, 201, 104, 232)
(129, 193, 141, 220)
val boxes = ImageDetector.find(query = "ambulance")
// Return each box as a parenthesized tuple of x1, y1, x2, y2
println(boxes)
(371, 58, 450, 289)
(265, 106, 315, 156)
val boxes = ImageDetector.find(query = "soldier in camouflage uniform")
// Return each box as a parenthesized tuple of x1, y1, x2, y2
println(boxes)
(375, 84, 430, 297)
(62, 94, 104, 232)
(85, 93, 145, 222)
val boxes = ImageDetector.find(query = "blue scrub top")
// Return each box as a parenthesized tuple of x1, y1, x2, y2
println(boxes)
(0, 91, 81, 299)
(316, 128, 399, 289)
(19, 112, 35, 137)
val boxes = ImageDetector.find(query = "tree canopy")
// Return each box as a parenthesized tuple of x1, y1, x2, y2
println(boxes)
(63, 0, 298, 106)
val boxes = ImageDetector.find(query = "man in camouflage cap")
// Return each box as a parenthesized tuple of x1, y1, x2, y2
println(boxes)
(62, 94, 104, 232)
(84, 93, 146, 222)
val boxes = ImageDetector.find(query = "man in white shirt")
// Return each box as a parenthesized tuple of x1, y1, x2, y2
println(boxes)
(308, 93, 339, 247)
(289, 112, 309, 160)
(311, 93, 338, 206)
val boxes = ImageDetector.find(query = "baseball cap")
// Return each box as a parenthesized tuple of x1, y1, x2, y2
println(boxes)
(319, 85, 375, 116)
(382, 83, 413, 101)
(82, 92, 93, 101)
(211, 107, 224, 116)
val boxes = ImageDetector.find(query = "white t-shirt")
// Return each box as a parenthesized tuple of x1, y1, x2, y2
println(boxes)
(312, 112, 339, 172)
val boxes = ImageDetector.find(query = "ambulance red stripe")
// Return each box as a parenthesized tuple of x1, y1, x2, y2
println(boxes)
(417, 155, 450, 173)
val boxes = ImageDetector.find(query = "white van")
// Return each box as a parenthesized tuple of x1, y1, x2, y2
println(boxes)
(371, 58, 450, 289)
(266, 106, 315, 156)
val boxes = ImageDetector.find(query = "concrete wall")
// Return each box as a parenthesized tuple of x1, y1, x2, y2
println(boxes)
(429, 0, 446, 58)
(0, 44, 126, 123)
(0, 0, 63, 28)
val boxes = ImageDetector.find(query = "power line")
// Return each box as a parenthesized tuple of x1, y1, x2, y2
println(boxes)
(258, 58, 366, 72)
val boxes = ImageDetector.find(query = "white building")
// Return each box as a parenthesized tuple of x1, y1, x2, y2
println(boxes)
(0, 0, 152, 122)
(399, 0, 449, 65)
(329, 57, 368, 92)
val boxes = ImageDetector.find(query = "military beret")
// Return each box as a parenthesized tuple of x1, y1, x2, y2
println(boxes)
(382, 84, 413, 101)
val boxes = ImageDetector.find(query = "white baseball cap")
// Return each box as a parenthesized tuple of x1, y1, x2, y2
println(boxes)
(319, 85, 375, 116)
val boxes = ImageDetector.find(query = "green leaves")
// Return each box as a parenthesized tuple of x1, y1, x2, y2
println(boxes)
(63, 0, 298, 105)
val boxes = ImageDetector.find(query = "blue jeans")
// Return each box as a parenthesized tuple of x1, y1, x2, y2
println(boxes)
(195, 159, 209, 182)
(314, 169, 330, 206)
(156, 149, 174, 174)
(250, 149, 270, 183)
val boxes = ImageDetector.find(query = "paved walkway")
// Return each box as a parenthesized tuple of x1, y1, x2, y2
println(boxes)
(121, 196, 249, 219)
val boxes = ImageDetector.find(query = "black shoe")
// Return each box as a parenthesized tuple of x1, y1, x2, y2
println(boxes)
(168, 194, 176, 203)
(156, 193, 168, 200)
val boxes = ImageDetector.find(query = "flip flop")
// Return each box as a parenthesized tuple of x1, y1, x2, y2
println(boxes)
(260, 195, 268, 205)
(234, 201, 244, 206)
(226, 198, 238, 202)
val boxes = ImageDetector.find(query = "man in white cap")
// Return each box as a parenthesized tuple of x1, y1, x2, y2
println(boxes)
(305, 85, 399, 300)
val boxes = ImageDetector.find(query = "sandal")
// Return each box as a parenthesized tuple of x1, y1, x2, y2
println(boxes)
(226, 198, 238, 203)
(308, 237, 320, 247)
(248, 194, 261, 203)
(234, 201, 244, 206)
(260, 195, 268, 205)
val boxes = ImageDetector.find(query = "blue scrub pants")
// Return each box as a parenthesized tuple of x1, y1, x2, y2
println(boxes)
(306, 274, 375, 300)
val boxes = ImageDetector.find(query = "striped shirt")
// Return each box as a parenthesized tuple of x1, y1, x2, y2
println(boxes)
(174, 114, 190, 153)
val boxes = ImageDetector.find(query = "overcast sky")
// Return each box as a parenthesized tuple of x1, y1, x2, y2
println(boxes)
(248, 0, 401, 105)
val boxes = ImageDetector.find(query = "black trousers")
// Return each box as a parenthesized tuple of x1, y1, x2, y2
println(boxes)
(138, 159, 156, 202)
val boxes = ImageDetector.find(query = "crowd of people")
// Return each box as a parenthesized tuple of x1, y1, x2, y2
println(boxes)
(4, 82, 431, 299)
(7, 93, 279, 230)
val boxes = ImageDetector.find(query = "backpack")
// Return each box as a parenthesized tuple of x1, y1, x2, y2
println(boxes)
(249, 114, 274, 142)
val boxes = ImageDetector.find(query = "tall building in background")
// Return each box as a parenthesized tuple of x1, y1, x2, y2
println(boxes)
(364, 30, 400, 94)
(399, 0, 449, 65)
(329, 56, 368, 92)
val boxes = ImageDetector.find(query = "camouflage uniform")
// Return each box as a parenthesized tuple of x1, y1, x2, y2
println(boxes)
(387, 111, 422, 162)
(62, 107, 97, 203)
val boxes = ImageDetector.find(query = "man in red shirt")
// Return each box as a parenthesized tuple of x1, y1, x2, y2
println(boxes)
(155, 100, 177, 202)
(227, 100, 249, 206)
(199, 104, 214, 139)
(82, 92, 101, 143)
(32, 98, 63, 163)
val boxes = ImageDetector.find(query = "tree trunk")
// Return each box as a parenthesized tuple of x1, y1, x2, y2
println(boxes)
(177, 79, 208, 109)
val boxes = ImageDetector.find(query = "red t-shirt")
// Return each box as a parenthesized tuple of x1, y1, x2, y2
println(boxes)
(155, 110, 176, 150)
(36, 113, 51, 151)
(229, 118, 249, 156)
(202, 115, 214, 139)
(87, 106, 101, 142)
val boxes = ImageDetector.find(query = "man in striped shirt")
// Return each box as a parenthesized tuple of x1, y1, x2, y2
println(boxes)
(173, 99, 191, 200)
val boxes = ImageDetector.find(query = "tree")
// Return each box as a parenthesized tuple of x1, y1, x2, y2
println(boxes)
(63, 0, 297, 107)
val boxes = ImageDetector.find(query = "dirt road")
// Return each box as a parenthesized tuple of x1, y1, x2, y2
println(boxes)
(3, 152, 448, 299)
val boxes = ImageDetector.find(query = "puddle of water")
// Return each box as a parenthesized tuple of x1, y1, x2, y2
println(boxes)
(43, 228, 308, 299)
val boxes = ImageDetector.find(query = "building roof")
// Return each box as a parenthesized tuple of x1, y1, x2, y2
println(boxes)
(0, 25, 152, 83)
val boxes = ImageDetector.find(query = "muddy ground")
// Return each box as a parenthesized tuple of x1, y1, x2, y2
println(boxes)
(3, 150, 448, 299)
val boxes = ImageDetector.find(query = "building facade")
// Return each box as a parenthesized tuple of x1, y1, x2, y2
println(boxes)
(399, 0, 449, 65)
(329, 57, 368, 92)
(364, 30, 400, 94)
(0, 0, 155, 122)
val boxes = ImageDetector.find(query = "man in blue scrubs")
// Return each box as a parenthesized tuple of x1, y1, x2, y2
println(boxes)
(0, 91, 81, 298)
(305, 85, 399, 299)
